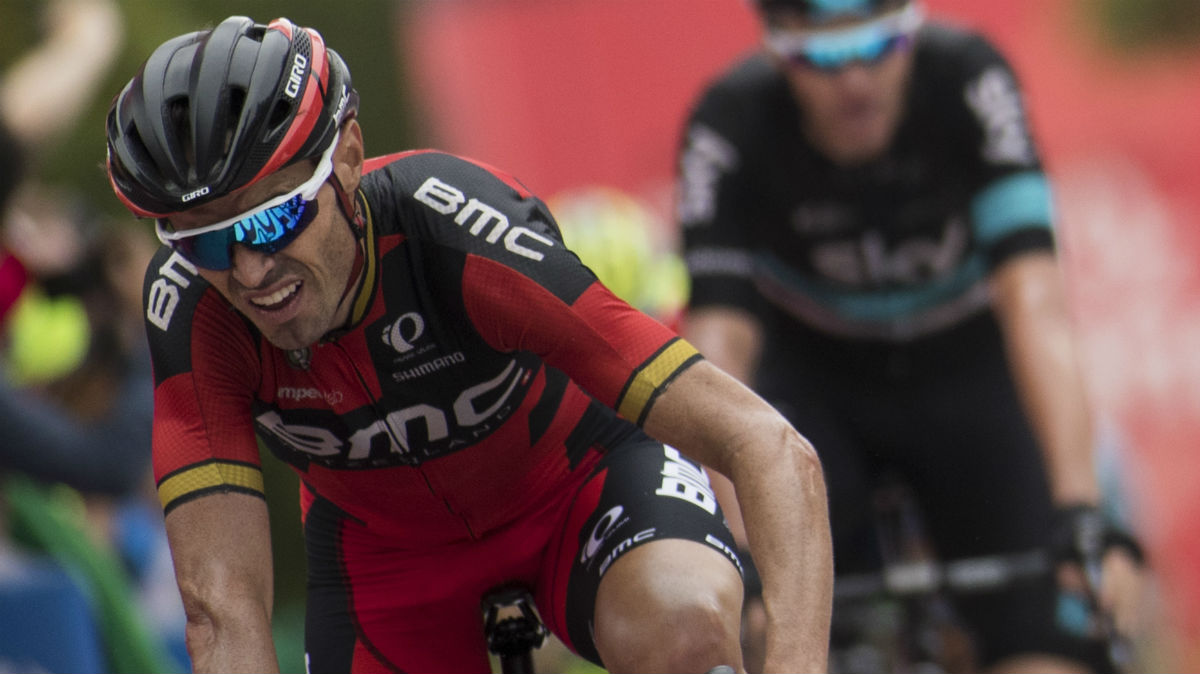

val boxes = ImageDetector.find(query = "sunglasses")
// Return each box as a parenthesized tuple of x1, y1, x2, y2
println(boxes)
(155, 132, 340, 271)
(765, 3, 924, 72)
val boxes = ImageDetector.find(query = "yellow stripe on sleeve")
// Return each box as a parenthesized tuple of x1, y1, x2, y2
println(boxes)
(157, 461, 265, 513)
(617, 339, 701, 425)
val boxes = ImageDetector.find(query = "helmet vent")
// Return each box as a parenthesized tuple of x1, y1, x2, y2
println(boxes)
(267, 98, 292, 134)
(228, 87, 247, 130)
(166, 98, 195, 169)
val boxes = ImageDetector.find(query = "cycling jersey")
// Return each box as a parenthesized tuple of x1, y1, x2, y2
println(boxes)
(680, 24, 1054, 342)
(143, 150, 736, 670)
(677, 23, 1113, 672)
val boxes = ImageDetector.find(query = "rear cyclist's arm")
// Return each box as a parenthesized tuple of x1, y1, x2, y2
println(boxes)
(991, 252, 1145, 632)
(644, 359, 832, 673)
(165, 492, 279, 674)
(989, 251, 1097, 505)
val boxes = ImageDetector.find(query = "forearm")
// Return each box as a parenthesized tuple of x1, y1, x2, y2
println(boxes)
(730, 417, 833, 672)
(1004, 308, 1098, 503)
(993, 254, 1099, 504)
(168, 493, 279, 673)
(183, 594, 279, 674)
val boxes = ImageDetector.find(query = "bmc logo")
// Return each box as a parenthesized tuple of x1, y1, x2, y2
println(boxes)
(413, 177, 556, 261)
(654, 445, 718, 515)
(256, 359, 525, 460)
(146, 252, 199, 331)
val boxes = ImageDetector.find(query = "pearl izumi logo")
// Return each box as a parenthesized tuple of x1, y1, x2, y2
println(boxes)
(382, 312, 425, 354)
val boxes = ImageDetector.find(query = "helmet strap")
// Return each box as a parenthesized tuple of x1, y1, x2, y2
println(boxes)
(328, 171, 367, 326)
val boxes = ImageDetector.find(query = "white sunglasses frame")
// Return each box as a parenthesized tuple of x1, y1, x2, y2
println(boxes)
(764, 2, 925, 66)
(155, 131, 341, 245)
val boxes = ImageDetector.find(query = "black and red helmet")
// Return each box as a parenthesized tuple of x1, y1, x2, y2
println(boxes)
(105, 16, 358, 218)
(753, 0, 910, 19)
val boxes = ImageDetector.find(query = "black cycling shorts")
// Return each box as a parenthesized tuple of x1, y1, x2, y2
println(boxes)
(756, 311, 1115, 672)
(301, 433, 740, 673)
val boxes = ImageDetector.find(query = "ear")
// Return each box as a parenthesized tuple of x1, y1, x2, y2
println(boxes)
(332, 119, 365, 194)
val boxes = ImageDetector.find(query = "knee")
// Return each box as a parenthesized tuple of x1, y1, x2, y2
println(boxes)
(593, 542, 743, 673)
(601, 590, 740, 673)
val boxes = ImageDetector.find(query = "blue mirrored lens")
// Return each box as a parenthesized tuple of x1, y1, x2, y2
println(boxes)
(801, 33, 903, 70)
(170, 195, 316, 271)
(234, 195, 308, 249)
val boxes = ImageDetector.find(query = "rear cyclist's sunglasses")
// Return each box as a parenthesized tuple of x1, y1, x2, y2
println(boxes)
(765, 2, 924, 71)
(155, 132, 340, 271)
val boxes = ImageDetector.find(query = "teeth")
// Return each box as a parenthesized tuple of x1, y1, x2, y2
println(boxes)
(251, 281, 300, 308)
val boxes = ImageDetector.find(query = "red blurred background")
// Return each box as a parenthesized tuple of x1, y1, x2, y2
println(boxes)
(397, 0, 1200, 668)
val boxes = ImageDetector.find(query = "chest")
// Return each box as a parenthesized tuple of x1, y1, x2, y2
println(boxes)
(750, 145, 981, 286)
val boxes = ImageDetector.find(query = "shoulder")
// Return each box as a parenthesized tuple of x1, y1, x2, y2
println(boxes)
(911, 21, 1040, 165)
(687, 51, 793, 134)
(359, 149, 564, 269)
(913, 22, 1023, 90)
(141, 246, 257, 384)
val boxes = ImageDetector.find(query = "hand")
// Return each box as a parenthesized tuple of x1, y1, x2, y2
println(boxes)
(1052, 504, 1146, 638)
(1098, 546, 1144, 637)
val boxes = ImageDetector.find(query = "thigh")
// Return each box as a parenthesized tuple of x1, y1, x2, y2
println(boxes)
(900, 357, 1112, 670)
(303, 491, 547, 674)
(537, 434, 741, 666)
(903, 355, 1055, 559)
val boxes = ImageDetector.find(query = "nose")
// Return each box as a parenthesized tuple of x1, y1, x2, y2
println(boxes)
(831, 62, 876, 89)
(229, 244, 276, 288)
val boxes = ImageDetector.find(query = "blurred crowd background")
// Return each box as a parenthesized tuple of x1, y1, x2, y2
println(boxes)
(0, 0, 1195, 672)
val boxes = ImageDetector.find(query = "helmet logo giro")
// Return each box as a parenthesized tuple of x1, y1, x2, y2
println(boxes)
(285, 53, 309, 99)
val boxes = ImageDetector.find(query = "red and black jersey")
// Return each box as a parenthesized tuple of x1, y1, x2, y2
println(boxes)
(144, 150, 701, 546)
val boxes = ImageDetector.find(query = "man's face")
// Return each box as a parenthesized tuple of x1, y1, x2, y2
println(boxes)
(165, 134, 362, 351)
(765, 6, 917, 166)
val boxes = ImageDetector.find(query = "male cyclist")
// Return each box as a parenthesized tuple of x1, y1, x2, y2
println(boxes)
(104, 16, 833, 674)
(676, 1, 1144, 672)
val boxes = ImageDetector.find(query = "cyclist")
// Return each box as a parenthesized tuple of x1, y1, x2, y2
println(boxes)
(675, 0, 1144, 672)
(104, 16, 833, 674)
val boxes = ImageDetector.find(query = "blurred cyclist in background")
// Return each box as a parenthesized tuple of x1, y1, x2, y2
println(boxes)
(676, 0, 1145, 671)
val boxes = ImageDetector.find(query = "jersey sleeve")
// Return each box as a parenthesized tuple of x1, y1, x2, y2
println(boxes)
(675, 59, 768, 315)
(142, 248, 266, 515)
(943, 27, 1057, 268)
(464, 255, 701, 426)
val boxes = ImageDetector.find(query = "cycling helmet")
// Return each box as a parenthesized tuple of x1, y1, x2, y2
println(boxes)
(753, 0, 910, 19)
(105, 16, 359, 218)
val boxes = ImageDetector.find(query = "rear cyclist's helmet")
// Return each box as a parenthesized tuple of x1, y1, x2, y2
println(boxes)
(105, 16, 359, 218)
(753, 0, 910, 20)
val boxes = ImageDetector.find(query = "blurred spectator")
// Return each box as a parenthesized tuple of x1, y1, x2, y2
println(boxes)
(547, 186, 689, 328)
(0, 1, 184, 672)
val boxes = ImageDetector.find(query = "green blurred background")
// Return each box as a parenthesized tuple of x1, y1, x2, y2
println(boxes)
(0, 3, 418, 672)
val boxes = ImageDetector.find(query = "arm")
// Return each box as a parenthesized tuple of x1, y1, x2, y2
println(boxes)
(989, 252, 1097, 504)
(643, 359, 832, 673)
(990, 252, 1144, 631)
(165, 492, 279, 674)
(681, 305, 765, 549)
(0, 361, 152, 495)
(0, 0, 123, 149)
